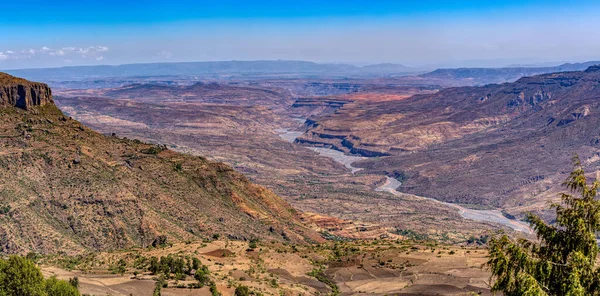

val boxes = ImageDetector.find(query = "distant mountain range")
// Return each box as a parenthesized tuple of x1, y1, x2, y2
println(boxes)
(420, 61, 600, 85)
(6, 60, 600, 86)
(4, 60, 421, 81)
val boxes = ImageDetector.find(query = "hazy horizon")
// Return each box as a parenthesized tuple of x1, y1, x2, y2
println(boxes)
(2, 1, 600, 69)
(1, 58, 595, 72)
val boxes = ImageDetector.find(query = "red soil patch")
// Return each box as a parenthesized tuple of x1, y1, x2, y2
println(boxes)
(203, 248, 234, 257)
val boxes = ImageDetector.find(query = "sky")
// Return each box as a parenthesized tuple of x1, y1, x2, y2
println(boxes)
(1, 0, 600, 69)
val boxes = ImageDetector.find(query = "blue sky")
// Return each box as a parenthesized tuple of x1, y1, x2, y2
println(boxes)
(1, 0, 600, 69)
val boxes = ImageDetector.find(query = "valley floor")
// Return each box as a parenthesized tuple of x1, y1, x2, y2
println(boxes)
(39, 240, 492, 296)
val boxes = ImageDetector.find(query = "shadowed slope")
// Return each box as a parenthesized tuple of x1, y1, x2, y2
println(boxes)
(303, 66, 600, 217)
(0, 73, 320, 254)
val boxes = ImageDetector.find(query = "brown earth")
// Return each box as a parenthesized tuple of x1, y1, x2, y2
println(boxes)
(0, 74, 322, 254)
(301, 65, 600, 219)
(53, 80, 505, 242)
(40, 240, 493, 296)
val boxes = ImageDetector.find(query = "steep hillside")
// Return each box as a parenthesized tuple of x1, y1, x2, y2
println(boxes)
(0, 73, 319, 255)
(302, 66, 600, 215)
(50, 81, 503, 242)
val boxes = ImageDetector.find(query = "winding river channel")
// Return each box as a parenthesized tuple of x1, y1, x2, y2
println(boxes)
(277, 128, 533, 234)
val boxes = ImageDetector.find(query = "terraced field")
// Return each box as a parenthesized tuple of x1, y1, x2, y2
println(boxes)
(40, 240, 493, 296)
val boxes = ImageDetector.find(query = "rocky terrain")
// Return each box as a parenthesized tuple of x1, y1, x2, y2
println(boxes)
(53, 79, 510, 242)
(0, 72, 505, 296)
(302, 65, 600, 218)
(0, 73, 53, 110)
(0, 73, 322, 254)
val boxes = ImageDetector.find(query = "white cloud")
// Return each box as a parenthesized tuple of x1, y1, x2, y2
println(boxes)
(48, 49, 65, 56)
(21, 49, 36, 55)
(0, 46, 110, 62)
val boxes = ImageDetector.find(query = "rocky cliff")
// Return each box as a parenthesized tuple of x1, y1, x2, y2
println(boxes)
(302, 65, 600, 217)
(0, 74, 320, 254)
(0, 73, 53, 110)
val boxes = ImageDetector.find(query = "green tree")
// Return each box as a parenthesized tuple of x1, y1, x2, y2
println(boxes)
(153, 276, 165, 296)
(0, 256, 80, 296)
(191, 257, 201, 271)
(194, 265, 210, 286)
(234, 285, 250, 296)
(487, 156, 600, 295)
(0, 256, 45, 296)
(148, 256, 160, 274)
(44, 277, 80, 296)
(209, 282, 221, 296)
(114, 259, 127, 276)
(68, 277, 79, 289)
(248, 239, 258, 251)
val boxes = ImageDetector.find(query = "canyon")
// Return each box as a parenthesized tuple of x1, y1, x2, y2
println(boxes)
(48, 67, 568, 242)
(302, 65, 600, 222)
(7, 62, 599, 248)
(3, 61, 599, 295)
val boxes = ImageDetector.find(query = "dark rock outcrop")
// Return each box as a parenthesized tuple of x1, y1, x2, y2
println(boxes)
(585, 65, 600, 73)
(0, 72, 53, 110)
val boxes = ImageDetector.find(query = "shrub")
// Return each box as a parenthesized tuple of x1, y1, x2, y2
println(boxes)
(234, 285, 250, 296)
(140, 145, 166, 155)
(149, 257, 160, 274)
(191, 257, 201, 271)
(68, 276, 79, 288)
(152, 235, 168, 248)
(194, 265, 211, 286)
(0, 205, 10, 215)
(248, 239, 258, 251)
(153, 277, 164, 296)
(45, 276, 80, 296)
(209, 282, 221, 296)
(174, 163, 183, 172)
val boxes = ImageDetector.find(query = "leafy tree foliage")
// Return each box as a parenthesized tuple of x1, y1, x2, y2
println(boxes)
(248, 239, 258, 251)
(68, 277, 79, 289)
(234, 285, 250, 296)
(487, 156, 600, 295)
(148, 255, 187, 276)
(110, 259, 127, 276)
(191, 257, 201, 271)
(44, 277, 79, 296)
(0, 256, 80, 296)
(153, 276, 165, 296)
(151, 235, 168, 248)
(0, 255, 45, 296)
(209, 282, 221, 296)
(147, 255, 210, 288)
(193, 265, 211, 286)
